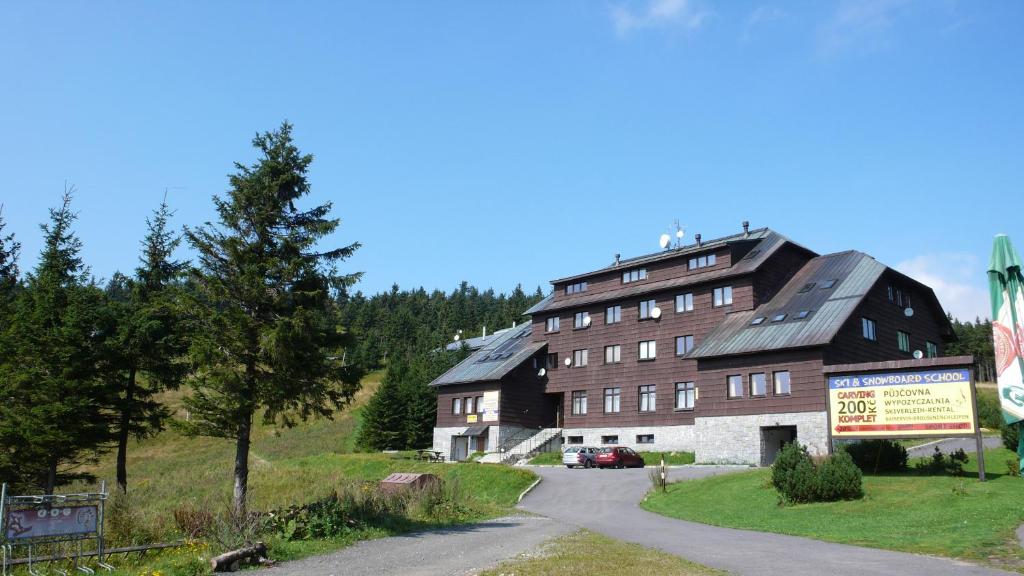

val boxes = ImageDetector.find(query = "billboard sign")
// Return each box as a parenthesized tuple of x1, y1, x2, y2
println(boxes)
(4, 505, 99, 541)
(827, 368, 976, 438)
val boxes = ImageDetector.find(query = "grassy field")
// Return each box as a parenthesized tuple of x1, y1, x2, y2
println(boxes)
(479, 530, 723, 576)
(8, 369, 537, 576)
(642, 448, 1024, 570)
(529, 450, 695, 466)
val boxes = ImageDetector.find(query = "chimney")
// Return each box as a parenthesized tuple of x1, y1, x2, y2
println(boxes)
(614, 253, 621, 266)
(695, 233, 702, 247)
(482, 325, 487, 340)
(742, 220, 750, 238)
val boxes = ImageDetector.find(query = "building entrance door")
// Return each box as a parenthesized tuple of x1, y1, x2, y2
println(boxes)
(451, 436, 469, 461)
(760, 426, 797, 466)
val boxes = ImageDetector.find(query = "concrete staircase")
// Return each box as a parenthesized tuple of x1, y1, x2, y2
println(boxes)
(485, 427, 561, 465)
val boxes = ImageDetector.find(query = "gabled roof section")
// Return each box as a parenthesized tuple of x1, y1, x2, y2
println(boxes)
(430, 323, 545, 387)
(688, 251, 886, 359)
(530, 230, 813, 315)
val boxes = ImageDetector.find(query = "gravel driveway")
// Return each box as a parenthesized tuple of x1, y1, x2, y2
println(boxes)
(259, 514, 572, 576)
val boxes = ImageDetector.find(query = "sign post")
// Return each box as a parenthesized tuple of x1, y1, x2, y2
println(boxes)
(824, 357, 984, 481)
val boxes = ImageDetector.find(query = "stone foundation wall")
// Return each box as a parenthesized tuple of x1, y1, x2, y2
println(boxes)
(560, 424, 697, 453)
(694, 411, 828, 465)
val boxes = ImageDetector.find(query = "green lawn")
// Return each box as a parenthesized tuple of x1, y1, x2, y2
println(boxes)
(642, 448, 1024, 569)
(530, 450, 695, 466)
(479, 530, 723, 576)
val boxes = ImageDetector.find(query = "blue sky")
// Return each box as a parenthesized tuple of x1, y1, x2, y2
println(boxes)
(1, 1, 1021, 321)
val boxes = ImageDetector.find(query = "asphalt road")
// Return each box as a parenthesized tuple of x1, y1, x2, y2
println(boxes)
(518, 464, 1013, 576)
(259, 515, 572, 576)
(906, 435, 1003, 458)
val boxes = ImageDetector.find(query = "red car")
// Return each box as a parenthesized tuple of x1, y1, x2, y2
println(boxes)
(595, 446, 645, 469)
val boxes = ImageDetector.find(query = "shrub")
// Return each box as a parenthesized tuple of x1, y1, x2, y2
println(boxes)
(844, 440, 908, 473)
(174, 505, 214, 539)
(915, 446, 969, 476)
(771, 442, 864, 504)
(815, 450, 863, 501)
(1003, 421, 1019, 451)
(976, 391, 1004, 431)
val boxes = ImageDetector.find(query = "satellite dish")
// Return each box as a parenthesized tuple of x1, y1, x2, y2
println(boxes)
(676, 229, 684, 239)
(659, 234, 671, 249)
(564, 357, 572, 367)
(913, 350, 924, 360)
(904, 307, 914, 317)
(538, 368, 546, 377)
(583, 316, 592, 327)
(454, 334, 460, 341)
(650, 307, 662, 319)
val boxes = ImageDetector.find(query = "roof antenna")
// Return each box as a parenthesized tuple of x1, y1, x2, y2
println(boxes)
(695, 233, 702, 247)
(742, 220, 750, 238)
(673, 219, 685, 249)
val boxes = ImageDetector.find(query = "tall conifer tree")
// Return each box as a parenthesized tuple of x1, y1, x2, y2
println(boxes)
(183, 122, 362, 517)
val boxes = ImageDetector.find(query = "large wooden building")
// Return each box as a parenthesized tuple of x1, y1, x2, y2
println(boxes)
(430, 225, 954, 465)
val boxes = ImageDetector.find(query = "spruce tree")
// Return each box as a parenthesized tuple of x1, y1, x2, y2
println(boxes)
(0, 188, 112, 493)
(182, 122, 362, 517)
(0, 204, 19, 302)
(0, 204, 21, 486)
(102, 197, 190, 493)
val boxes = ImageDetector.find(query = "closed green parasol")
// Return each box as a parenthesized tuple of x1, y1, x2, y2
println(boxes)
(988, 234, 1024, 474)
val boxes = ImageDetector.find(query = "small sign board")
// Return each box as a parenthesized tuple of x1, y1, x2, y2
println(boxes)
(5, 505, 99, 541)
(827, 367, 976, 438)
(466, 414, 478, 423)
(481, 390, 500, 422)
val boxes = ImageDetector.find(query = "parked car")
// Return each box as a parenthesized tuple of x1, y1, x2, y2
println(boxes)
(595, 446, 645, 469)
(562, 446, 600, 468)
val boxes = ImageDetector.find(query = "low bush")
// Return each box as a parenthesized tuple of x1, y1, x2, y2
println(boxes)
(1002, 421, 1019, 451)
(771, 443, 863, 504)
(976, 390, 1004, 430)
(174, 504, 214, 539)
(844, 439, 908, 473)
(915, 447, 969, 476)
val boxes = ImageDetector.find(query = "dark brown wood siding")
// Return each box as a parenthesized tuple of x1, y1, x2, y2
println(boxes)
(824, 271, 949, 366)
(499, 360, 557, 428)
(435, 382, 500, 428)
(695, 349, 827, 415)
(752, 245, 814, 308)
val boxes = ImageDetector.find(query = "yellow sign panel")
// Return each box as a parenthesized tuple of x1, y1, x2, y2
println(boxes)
(827, 368, 976, 438)
(466, 414, 478, 424)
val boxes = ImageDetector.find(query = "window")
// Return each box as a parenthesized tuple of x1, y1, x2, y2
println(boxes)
(675, 381, 695, 410)
(475, 396, 483, 413)
(546, 353, 558, 370)
(572, 349, 588, 367)
(639, 385, 656, 412)
(773, 371, 791, 395)
(566, 436, 583, 444)
(636, 434, 655, 444)
(926, 341, 939, 358)
(606, 305, 621, 324)
(574, 311, 590, 329)
(452, 397, 462, 415)
(688, 253, 717, 270)
(713, 286, 733, 307)
(727, 375, 743, 398)
(565, 281, 587, 295)
(601, 435, 619, 445)
(750, 373, 766, 397)
(464, 396, 475, 414)
(796, 310, 811, 319)
(571, 390, 587, 415)
(820, 279, 837, 289)
(638, 340, 657, 361)
(897, 330, 910, 353)
(604, 387, 621, 413)
(604, 345, 621, 364)
(639, 299, 657, 319)
(675, 335, 694, 356)
(771, 313, 787, 323)
(862, 317, 877, 341)
(798, 283, 816, 294)
(751, 316, 767, 326)
(622, 268, 647, 283)
(675, 292, 694, 313)
(545, 316, 560, 332)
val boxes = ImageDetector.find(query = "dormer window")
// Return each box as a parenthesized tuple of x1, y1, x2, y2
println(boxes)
(688, 253, 717, 270)
(622, 268, 647, 284)
(565, 281, 587, 295)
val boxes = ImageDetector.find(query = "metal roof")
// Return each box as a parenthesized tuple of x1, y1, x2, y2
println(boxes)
(529, 230, 810, 315)
(430, 323, 545, 387)
(444, 328, 514, 352)
(688, 251, 887, 359)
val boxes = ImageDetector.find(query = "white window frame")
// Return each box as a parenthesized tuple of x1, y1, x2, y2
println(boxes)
(453, 397, 462, 415)
(713, 286, 733, 307)
(574, 311, 590, 329)
(571, 390, 587, 415)
(545, 316, 559, 332)
(675, 335, 694, 356)
(606, 305, 622, 324)
(750, 372, 766, 397)
(573, 348, 588, 367)
(639, 299, 657, 319)
(862, 317, 877, 341)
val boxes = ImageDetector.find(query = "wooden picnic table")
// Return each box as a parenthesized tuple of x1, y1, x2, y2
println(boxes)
(415, 449, 445, 462)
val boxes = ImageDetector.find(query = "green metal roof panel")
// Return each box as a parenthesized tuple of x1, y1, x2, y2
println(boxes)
(430, 323, 545, 387)
(688, 251, 886, 358)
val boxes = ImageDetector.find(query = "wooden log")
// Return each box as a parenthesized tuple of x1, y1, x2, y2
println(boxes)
(210, 542, 268, 572)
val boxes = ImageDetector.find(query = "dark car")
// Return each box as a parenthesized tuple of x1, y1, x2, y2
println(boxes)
(595, 446, 645, 469)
